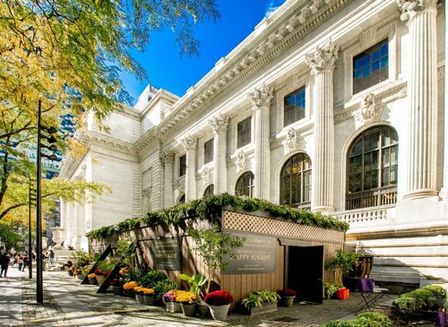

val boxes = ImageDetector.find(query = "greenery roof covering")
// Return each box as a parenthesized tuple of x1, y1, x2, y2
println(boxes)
(86, 193, 349, 240)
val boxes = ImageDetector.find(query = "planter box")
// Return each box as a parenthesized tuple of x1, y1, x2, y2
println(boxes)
(248, 302, 277, 316)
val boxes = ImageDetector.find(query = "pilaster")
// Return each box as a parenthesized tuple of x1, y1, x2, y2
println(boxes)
(398, 0, 439, 199)
(250, 83, 273, 200)
(306, 40, 339, 212)
(182, 136, 197, 202)
(161, 150, 175, 208)
(210, 114, 229, 194)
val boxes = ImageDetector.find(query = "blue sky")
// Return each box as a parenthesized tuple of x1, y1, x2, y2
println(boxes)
(122, 0, 286, 104)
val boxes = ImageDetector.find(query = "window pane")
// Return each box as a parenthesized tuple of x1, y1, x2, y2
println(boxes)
(346, 126, 398, 209)
(284, 87, 305, 126)
(204, 139, 214, 164)
(237, 117, 251, 148)
(353, 39, 389, 94)
(179, 155, 186, 177)
(235, 172, 254, 198)
(280, 153, 312, 206)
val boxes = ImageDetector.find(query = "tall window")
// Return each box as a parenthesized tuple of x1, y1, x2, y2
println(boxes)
(235, 172, 254, 198)
(346, 126, 398, 210)
(237, 117, 251, 148)
(179, 155, 186, 177)
(280, 153, 312, 209)
(284, 87, 305, 126)
(353, 39, 388, 94)
(179, 194, 185, 204)
(204, 139, 214, 164)
(203, 184, 214, 197)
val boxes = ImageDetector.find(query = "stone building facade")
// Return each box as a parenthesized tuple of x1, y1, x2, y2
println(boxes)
(58, 0, 447, 286)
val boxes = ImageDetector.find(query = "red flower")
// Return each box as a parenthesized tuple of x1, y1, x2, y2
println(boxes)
(204, 290, 233, 306)
(94, 268, 102, 275)
(277, 288, 297, 297)
(103, 271, 110, 277)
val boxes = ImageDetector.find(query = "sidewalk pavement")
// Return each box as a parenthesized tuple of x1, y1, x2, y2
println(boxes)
(0, 265, 423, 327)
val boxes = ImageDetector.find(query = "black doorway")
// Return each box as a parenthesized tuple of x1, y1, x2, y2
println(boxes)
(287, 246, 323, 304)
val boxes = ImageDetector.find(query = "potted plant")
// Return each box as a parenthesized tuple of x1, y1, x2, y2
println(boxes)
(323, 282, 343, 300)
(163, 290, 182, 313)
(277, 288, 297, 307)
(187, 224, 245, 294)
(175, 290, 198, 317)
(204, 290, 233, 320)
(134, 286, 155, 305)
(241, 289, 280, 315)
(87, 272, 97, 284)
(110, 279, 124, 295)
(123, 281, 138, 297)
(180, 273, 208, 316)
(325, 249, 361, 300)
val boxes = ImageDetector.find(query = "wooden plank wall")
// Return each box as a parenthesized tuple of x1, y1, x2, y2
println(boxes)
(220, 242, 284, 304)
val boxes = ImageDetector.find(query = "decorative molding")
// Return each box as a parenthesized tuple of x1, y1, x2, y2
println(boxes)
(160, 150, 175, 164)
(438, 65, 445, 80)
(210, 114, 229, 133)
(283, 128, 304, 153)
(359, 26, 377, 48)
(182, 135, 197, 151)
(353, 93, 385, 127)
(133, 0, 354, 152)
(249, 83, 274, 109)
(201, 167, 212, 184)
(397, 0, 438, 22)
(235, 151, 250, 172)
(305, 40, 339, 75)
(334, 81, 407, 124)
(173, 177, 185, 193)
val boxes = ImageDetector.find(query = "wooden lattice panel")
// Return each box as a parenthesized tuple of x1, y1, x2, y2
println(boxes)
(223, 210, 344, 244)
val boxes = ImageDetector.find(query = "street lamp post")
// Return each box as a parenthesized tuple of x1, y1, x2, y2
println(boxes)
(36, 100, 58, 303)
(28, 178, 36, 280)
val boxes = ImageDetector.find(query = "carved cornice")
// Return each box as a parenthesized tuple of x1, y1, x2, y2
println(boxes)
(134, 0, 355, 152)
(60, 129, 136, 178)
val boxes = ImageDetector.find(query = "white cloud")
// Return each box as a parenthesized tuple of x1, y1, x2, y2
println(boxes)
(265, 0, 286, 19)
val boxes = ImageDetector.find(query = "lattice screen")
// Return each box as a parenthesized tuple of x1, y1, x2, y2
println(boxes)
(223, 210, 344, 243)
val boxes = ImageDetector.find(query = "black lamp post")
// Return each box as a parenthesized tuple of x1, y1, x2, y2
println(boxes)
(28, 179, 36, 280)
(36, 100, 58, 303)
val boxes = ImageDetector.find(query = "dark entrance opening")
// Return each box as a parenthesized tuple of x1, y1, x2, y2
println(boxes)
(287, 245, 323, 304)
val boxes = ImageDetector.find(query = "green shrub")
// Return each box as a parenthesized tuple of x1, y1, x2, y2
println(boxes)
(323, 281, 343, 299)
(392, 285, 447, 315)
(321, 312, 392, 327)
(139, 270, 167, 288)
(153, 279, 178, 301)
(241, 289, 281, 309)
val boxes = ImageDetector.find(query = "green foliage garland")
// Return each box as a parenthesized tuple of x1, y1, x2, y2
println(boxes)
(86, 193, 349, 240)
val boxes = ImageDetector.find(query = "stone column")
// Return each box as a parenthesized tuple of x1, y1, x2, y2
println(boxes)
(161, 150, 175, 208)
(443, 0, 448, 199)
(210, 114, 229, 194)
(182, 135, 197, 202)
(306, 41, 339, 212)
(398, 0, 438, 199)
(250, 84, 273, 200)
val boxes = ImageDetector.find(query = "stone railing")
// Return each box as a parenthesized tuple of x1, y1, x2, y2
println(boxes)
(335, 205, 394, 224)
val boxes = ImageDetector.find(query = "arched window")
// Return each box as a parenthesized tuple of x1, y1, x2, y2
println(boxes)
(346, 126, 398, 210)
(203, 184, 214, 197)
(179, 194, 185, 204)
(235, 172, 254, 198)
(280, 153, 311, 209)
